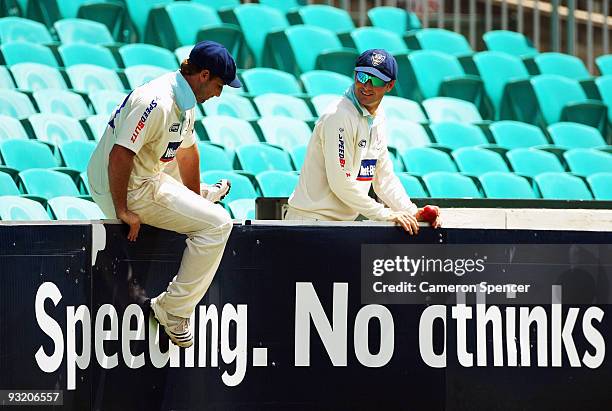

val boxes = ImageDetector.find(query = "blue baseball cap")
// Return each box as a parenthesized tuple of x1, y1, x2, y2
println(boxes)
(189, 40, 242, 88)
(354, 49, 397, 82)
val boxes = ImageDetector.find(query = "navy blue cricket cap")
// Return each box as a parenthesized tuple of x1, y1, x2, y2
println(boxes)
(189, 40, 242, 88)
(354, 49, 397, 82)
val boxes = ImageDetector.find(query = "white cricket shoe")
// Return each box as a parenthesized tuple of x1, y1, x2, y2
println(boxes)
(150, 298, 193, 348)
(201, 179, 231, 203)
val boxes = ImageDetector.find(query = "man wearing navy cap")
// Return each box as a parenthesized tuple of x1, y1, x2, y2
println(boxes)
(87, 41, 242, 347)
(285, 48, 441, 232)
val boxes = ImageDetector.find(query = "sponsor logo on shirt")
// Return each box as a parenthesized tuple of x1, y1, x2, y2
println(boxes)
(130, 98, 158, 143)
(169, 122, 180, 133)
(358, 139, 367, 148)
(357, 159, 377, 181)
(160, 141, 181, 162)
(338, 128, 345, 168)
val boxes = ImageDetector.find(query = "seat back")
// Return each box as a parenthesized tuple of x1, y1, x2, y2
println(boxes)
(59, 140, 96, 172)
(506, 148, 565, 177)
(235, 143, 294, 174)
(0, 140, 57, 171)
(489, 120, 548, 149)
(563, 148, 612, 176)
(534, 172, 593, 200)
(430, 121, 488, 150)
(0, 115, 28, 140)
(19, 169, 80, 199)
(401, 147, 458, 174)
(587, 172, 612, 200)
(452, 147, 509, 176)
(10, 63, 67, 92)
(482, 30, 537, 57)
(253, 93, 314, 121)
(301, 70, 353, 96)
(202, 94, 258, 121)
(256, 170, 299, 197)
(386, 120, 431, 153)
(29, 113, 88, 145)
(285, 25, 343, 73)
(1, 42, 58, 67)
(380, 96, 427, 122)
(119, 44, 178, 70)
(0, 196, 50, 221)
(0, 17, 53, 44)
(531, 74, 587, 125)
(423, 171, 482, 198)
(33, 90, 91, 119)
(0, 90, 36, 119)
(350, 27, 408, 54)
(234, 4, 288, 66)
(54, 18, 114, 44)
(242, 68, 302, 96)
(299, 5, 355, 33)
(257, 116, 311, 152)
(201, 115, 260, 157)
(59, 43, 118, 69)
(409, 50, 465, 99)
(423, 97, 482, 123)
(547, 122, 606, 149)
(479, 171, 536, 199)
(48, 196, 105, 220)
(197, 142, 233, 172)
(535, 52, 591, 80)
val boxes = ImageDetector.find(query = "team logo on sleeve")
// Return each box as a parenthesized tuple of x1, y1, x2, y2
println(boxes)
(130, 98, 158, 143)
(160, 141, 181, 162)
(169, 123, 180, 133)
(356, 159, 377, 181)
(358, 139, 367, 148)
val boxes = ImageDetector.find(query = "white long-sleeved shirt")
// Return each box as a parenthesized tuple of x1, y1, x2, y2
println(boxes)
(288, 87, 417, 221)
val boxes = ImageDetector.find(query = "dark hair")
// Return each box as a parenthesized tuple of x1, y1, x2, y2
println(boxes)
(180, 59, 204, 76)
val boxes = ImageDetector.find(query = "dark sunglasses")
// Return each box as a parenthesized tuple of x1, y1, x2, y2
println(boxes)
(355, 71, 388, 87)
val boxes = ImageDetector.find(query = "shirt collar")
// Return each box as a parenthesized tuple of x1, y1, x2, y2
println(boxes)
(172, 71, 197, 112)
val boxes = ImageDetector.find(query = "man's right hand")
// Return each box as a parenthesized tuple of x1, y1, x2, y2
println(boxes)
(387, 211, 419, 235)
(117, 210, 141, 241)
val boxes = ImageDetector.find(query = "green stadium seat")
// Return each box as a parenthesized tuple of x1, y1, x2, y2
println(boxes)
(192, 0, 240, 11)
(256, 170, 299, 197)
(401, 147, 458, 175)
(452, 147, 510, 176)
(0, 90, 36, 119)
(405, 28, 473, 57)
(596, 55, 612, 76)
(0, 139, 58, 171)
(259, 0, 301, 13)
(311, 94, 343, 116)
(534, 52, 591, 80)
(595, 75, 612, 124)
(58, 140, 96, 172)
(489, 120, 548, 149)
(10, 63, 67, 92)
(201, 94, 258, 121)
(124, 65, 171, 89)
(54, 18, 115, 45)
(396, 173, 429, 197)
(201, 170, 257, 202)
(58, 43, 118, 69)
(587, 172, 612, 200)
(241, 68, 302, 96)
(547, 122, 607, 149)
(124, 0, 171, 41)
(0, 66, 15, 89)
(423, 171, 482, 198)
(0, 196, 50, 221)
(235, 143, 294, 174)
(0, 17, 54, 44)
(227, 198, 255, 219)
(563, 148, 612, 176)
(257, 116, 311, 152)
(0, 172, 19, 195)
(1, 43, 58, 67)
(430, 122, 488, 150)
(479, 171, 536, 199)
(18, 169, 80, 199)
(290, 145, 307, 170)
(119, 44, 178, 70)
(48, 196, 105, 220)
(89, 90, 126, 116)
(350, 27, 409, 55)
(534, 172, 593, 200)
(60, 1, 129, 42)
(380, 96, 427, 122)
(482, 30, 538, 58)
(300, 70, 353, 96)
(388, 149, 405, 172)
(201, 115, 260, 158)
(197, 142, 233, 172)
(85, 114, 110, 141)
(386, 120, 431, 153)
(291, 5, 355, 34)
(66, 64, 125, 93)
(0, 115, 29, 140)
(33, 90, 91, 119)
(29, 113, 89, 145)
(422, 97, 482, 123)
(368, 6, 421, 35)
(79, 171, 89, 194)
(253, 94, 314, 121)
(506, 148, 565, 177)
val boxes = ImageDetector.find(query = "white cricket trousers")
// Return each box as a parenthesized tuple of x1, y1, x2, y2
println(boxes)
(91, 172, 232, 319)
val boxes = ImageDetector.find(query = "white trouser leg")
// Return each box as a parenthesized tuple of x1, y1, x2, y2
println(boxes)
(283, 206, 319, 221)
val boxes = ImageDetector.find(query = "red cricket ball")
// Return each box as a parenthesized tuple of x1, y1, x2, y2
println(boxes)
(421, 205, 438, 223)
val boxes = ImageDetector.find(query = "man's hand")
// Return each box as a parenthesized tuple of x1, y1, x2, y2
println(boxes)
(387, 211, 420, 235)
(117, 210, 141, 241)
(416, 205, 442, 228)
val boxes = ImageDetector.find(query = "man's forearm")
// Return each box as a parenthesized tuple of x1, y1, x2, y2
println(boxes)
(108, 145, 135, 215)
(176, 145, 201, 195)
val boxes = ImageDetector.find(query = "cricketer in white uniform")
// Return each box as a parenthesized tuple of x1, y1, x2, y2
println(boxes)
(285, 49, 441, 233)
(87, 41, 241, 347)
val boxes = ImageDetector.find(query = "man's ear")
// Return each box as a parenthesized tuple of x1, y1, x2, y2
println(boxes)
(200, 69, 211, 82)
(386, 80, 396, 93)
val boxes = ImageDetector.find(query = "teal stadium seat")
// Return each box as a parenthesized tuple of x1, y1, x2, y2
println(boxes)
(587, 173, 612, 200)
(0, 196, 50, 221)
(253, 93, 315, 121)
(311, 94, 343, 116)
(10, 63, 67, 91)
(241, 68, 303, 96)
(0, 90, 36, 119)
(482, 30, 538, 58)
(259, 0, 301, 13)
(489, 121, 548, 149)
(292, 5, 355, 34)
(58, 0, 129, 43)
(202, 94, 258, 121)
(452, 147, 510, 176)
(66, 64, 125, 93)
(422, 97, 482, 123)
(256, 170, 299, 197)
(396, 173, 429, 197)
(54, 18, 115, 45)
(534, 172, 593, 200)
(0, 66, 15, 89)
(119, 44, 178, 70)
(563, 148, 612, 176)
(405, 28, 473, 57)
(227, 198, 255, 219)
(33, 90, 91, 119)
(0, 139, 58, 171)
(388, 149, 405, 172)
(85, 115, 110, 141)
(0, 17, 54, 44)
(174, 45, 193, 63)
(479, 171, 536, 199)
(201, 115, 260, 158)
(124, 0, 171, 41)
(0, 172, 19, 195)
(197, 142, 233, 172)
(58, 141, 96, 172)
(534, 52, 591, 80)
(290, 145, 307, 171)
(235, 143, 294, 174)
(380, 96, 428, 122)
(506, 148, 565, 177)
(386, 120, 432, 153)
(0, 115, 29, 140)
(125, 65, 171, 88)
(301, 70, 353, 96)
(89, 90, 127, 116)
(201, 170, 257, 202)
(429, 122, 488, 150)
(368, 6, 421, 35)
(423, 171, 482, 198)
(350, 27, 409, 55)
(1, 43, 58, 67)
(547, 122, 607, 149)
(257, 116, 311, 152)
(596, 55, 612, 76)
(595, 75, 612, 125)
(18, 169, 80, 200)
(58, 43, 118, 69)
(48, 196, 105, 220)
(29, 113, 89, 145)
(401, 147, 458, 175)
(192, 0, 240, 11)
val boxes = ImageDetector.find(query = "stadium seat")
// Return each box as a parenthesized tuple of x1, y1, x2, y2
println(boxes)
(124, 65, 171, 89)
(198, 142, 233, 172)
(174, 45, 193, 63)
(0, 172, 19, 195)
(368, 6, 421, 35)
(227, 198, 255, 219)
(0, 196, 50, 221)
(33, 90, 91, 119)
(58, 0, 129, 42)
(422, 171, 482, 198)
(253, 94, 315, 121)
(0, 66, 15, 89)
(124, 0, 172, 41)
(595, 75, 612, 124)
(0, 139, 58, 171)
(406, 28, 473, 57)
(256, 170, 299, 197)
(0, 17, 54, 44)
(54, 18, 115, 45)
(0, 90, 36, 119)
(301, 70, 353, 96)
(89, 90, 127, 117)
(563, 148, 612, 176)
(482, 30, 538, 58)
(479, 171, 536, 199)
(58, 140, 96, 172)
(489, 121, 549, 149)
(1, 43, 58, 67)
(350, 27, 409, 55)
(241, 68, 303, 96)
(201, 170, 257, 202)
(429, 122, 488, 150)
(201, 115, 260, 157)
(290, 5, 355, 34)
(534, 52, 591, 80)
(396, 173, 429, 197)
(506, 148, 565, 177)
(66, 64, 125, 93)
(10, 63, 67, 92)
(58, 43, 118, 69)
(257, 116, 311, 152)
(401, 147, 458, 175)
(119, 44, 178, 70)
(311, 94, 343, 116)
(587, 172, 612, 200)
(534, 172, 593, 200)
(290, 145, 307, 171)
(388, 149, 405, 172)
(547, 122, 607, 149)
(18, 169, 80, 200)
(201, 94, 258, 121)
(596, 55, 612, 76)
(258, 0, 301, 13)
(0, 115, 29, 140)
(85, 114, 110, 141)
(235, 143, 294, 174)
(48, 196, 105, 220)
(386, 120, 432, 153)
(422, 97, 482, 123)
(452, 147, 510, 176)
(29, 113, 89, 145)
(380, 96, 428, 122)
(192, 0, 240, 11)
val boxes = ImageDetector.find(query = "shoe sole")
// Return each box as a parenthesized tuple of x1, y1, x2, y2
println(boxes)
(149, 300, 193, 348)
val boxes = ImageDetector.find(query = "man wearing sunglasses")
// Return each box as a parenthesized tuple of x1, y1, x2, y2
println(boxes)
(284, 48, 441, 233)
